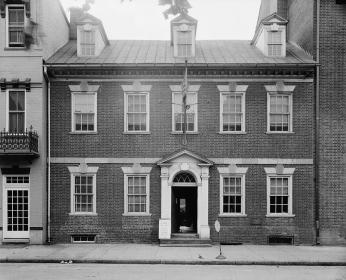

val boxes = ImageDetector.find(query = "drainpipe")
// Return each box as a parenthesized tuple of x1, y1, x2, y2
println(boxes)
(43, 64, 51, 244)
(315, 0, 320, 245)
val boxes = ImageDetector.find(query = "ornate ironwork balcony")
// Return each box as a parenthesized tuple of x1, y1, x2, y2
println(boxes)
(0, 128, 39, 158)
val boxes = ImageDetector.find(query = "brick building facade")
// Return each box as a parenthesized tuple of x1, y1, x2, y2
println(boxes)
(46, 4, 317, 245)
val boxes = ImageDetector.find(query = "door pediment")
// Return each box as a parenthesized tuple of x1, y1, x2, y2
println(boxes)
(157, 149, 213, 167)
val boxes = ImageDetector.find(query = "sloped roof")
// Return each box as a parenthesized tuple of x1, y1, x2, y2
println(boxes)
(46, 40, 314, 65)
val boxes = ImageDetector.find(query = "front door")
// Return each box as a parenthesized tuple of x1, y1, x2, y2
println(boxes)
(172, 187, 197, 233)
(3, 176, 30, 239)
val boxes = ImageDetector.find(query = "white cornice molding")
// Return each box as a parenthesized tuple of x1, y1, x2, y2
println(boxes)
(217, 165, 248, 175)
(121, 80, 152, 92)
(265, 82, 295, 93)
(264, 167, 295, 175)
(121, 163, 152, 174)
(69, 81, 100, 93)
(217, 85, 248, 92)
(68, 164, 99, 174)
(169, 85, 201, 92)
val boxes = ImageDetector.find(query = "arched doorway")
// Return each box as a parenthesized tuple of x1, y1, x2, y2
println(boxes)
(171, 172, 198, 234)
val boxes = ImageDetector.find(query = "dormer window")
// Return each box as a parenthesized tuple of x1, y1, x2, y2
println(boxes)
(81, 29, 95, 56)
(6, 5, 25, 47)
(268, 30, 282, 57)
(176, 29, 193, 57)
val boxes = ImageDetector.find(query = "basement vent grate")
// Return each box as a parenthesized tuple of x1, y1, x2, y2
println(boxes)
(267, 235, 294, 245)
(71, 235, 96, 243)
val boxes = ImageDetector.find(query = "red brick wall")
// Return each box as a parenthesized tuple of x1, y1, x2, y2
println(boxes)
(51, 163, 315, 244)
(50, 79, 315, 244)
(50, 81, 314, 159)
(318, 0, 346, 245)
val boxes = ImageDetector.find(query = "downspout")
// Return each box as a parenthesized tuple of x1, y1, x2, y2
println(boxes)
(43, 64, 51, 244)
(315, 0, 320, 245)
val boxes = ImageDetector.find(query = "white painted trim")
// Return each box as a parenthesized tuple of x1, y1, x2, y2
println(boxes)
(121, 82, 152, 92)
(123, 174, 150, 215)
(219, 90, 246, 133)
(71, 92, 98, 133)
(219, 174, 246, 216)
(264, 167, 295, 175)
(124, 92, 150, 133)
(121, 165, 152, 174)
(3, 175, 30, 239)
(267, 92, 293, 133)
(5, 4, 26, 48)
(49, 78, 315, 83)
(265, 85, 296, 93)
(69, 173, 97, 215)
(69, 84, 100, 92)
(6, 89, 26, 132)
(171, 91, 198, 133)
(266, 173, 294, 216)
(169, 85, 201, 92)
(217, 85, 248, 92)
(51, 157, 313, 165)
(217, 166, 249, 175)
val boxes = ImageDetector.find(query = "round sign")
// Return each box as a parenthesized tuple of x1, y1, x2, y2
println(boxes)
(214, 220, 220, 233)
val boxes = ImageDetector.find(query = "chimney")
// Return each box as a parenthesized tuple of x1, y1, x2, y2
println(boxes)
(69, 7, 84, 39)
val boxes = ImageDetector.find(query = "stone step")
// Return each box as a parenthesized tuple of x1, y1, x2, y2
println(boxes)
(160, 236, 212, 247)
(2, 238, 29, 244)
(171, 233, 199, 239)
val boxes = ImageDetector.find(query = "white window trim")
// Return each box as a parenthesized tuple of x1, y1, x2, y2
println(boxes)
(5, 4, 26, 48)
(68, 165, 98, 215)
(77, 24, 96, 57)
(5, 89, 26, 133)
(219, 91, 246, 134)
(265, 26, 286, 57)
(123, 92, 150, 133)
(121, 165, 152, 216)
(71, 92, 97, 133)
(171, 91, 198, 133)
(266, 92, 293, 133)
(217, 166, 248, 217)
(173, 25, 196, 58)
(265, 167, 295, 217)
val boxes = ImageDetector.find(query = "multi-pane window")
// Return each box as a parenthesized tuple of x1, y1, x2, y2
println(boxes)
(7, 6, 25, 47)
(268, 31, 282, 56)
(268, 177, 289, 214)
(172, 92, 197, 132)
(72, 93, 97, 132)
(268, 94, 292, 132)
(222, 177, 243, 214)
(72, 175, 96, 214)
(80, 30, 95, 56)
(221, 92, 245, 132)
(126, 175, 149, 214)
(9, 90, 25, 133)
(125, 93, 149, 132)
(6, 189, 29, 232)
(176, 30, 193, 57)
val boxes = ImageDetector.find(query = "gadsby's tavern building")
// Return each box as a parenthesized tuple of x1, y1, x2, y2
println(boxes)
(45, 0, 320, 245)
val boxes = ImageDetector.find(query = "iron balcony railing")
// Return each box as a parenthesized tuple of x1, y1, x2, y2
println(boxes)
(0, 128, 39, 155)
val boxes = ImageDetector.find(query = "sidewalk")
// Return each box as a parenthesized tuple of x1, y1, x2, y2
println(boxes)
(0, 244, 345, 265)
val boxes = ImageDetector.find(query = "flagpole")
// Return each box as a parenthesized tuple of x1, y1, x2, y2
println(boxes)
(182, 59, 188, 145)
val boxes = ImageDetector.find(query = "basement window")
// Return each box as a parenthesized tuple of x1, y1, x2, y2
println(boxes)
(268, 235, 294, 245)
(71, 235, 96, 243)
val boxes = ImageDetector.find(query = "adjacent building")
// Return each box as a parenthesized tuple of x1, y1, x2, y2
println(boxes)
(46, 5, 317, 245)
(0, 0, 69, 244)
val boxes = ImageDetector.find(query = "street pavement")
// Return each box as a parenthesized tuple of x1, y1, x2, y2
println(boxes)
(0, 263, 345, 280)
(0, 244, 345, 265)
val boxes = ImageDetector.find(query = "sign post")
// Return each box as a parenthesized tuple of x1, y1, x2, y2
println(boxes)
(214, 219, 226, 259)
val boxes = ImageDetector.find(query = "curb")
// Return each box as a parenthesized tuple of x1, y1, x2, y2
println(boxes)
(1, 259, 346, 266)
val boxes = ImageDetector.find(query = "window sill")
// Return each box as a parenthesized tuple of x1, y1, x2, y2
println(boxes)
(123, 131, 151, 135)
(171, 131, 199, 135)
(69, 132, 98, 135)
(218, 213, 247, 217)
(122, 213, 152, 217)
(69, 213, 98, 216)
(218, 131, 247, 135)
(266, 214, 295, 218)
(4, 47, 26, 50)
(266, 132, 295, 135)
